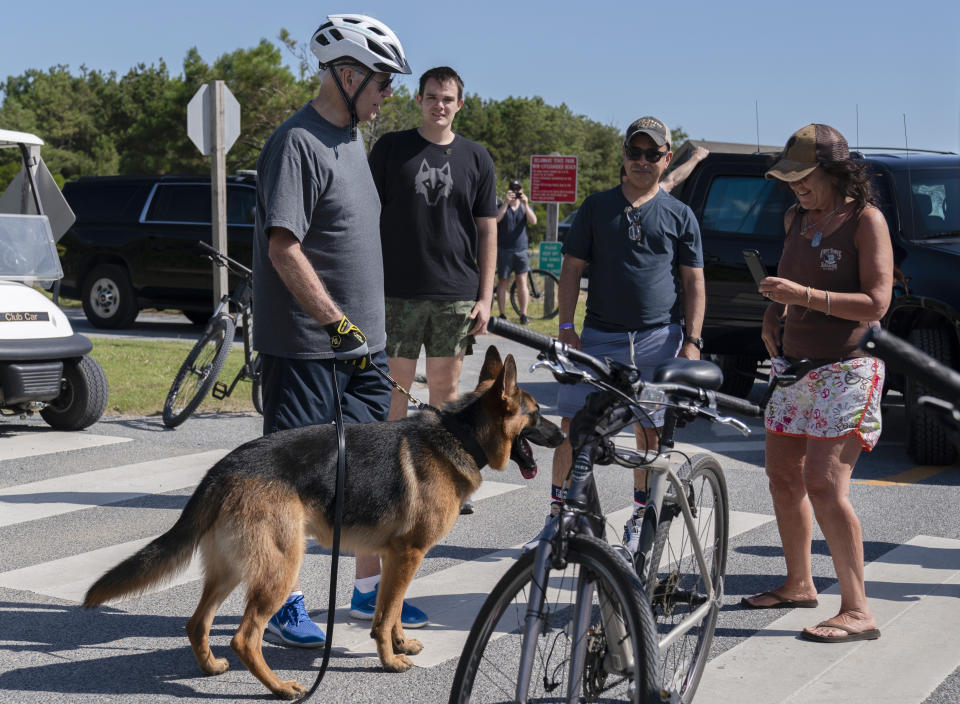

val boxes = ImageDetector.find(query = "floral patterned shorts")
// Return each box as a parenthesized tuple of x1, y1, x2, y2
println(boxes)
(764, 356, 885, 450)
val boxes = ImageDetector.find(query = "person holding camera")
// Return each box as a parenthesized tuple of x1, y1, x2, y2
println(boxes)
(495, 179, 537, 324)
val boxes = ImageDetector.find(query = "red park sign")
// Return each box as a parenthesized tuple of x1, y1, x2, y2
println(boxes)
(529, 155, 578, 203)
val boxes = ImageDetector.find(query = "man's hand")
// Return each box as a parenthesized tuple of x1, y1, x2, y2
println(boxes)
(678, 341, 701, 361)
(558, 327, 582, 350)
(324, 315, 369, 368)
(468, 298, 492, 335)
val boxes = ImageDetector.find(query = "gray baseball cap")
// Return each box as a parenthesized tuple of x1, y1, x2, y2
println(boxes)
(624, 116, 671, 148)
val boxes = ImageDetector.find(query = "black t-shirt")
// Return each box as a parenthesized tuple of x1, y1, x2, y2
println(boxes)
(369, 129, 497, 300)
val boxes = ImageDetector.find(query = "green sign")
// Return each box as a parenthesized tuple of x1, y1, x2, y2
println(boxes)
(538, 241, 563, 276)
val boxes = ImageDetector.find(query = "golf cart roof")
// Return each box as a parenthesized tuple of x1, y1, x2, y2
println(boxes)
(0, 129, 44, 148)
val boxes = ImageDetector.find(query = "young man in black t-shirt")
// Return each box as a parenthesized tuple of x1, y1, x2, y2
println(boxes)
(369, 67, 497, 431)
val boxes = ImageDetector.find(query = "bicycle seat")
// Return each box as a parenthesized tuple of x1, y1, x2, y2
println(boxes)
(652, 358, 723, 390)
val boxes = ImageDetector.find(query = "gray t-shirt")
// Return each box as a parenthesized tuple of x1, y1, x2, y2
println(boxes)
(562, 186, 703, 332)
(253, 103, 385, 358)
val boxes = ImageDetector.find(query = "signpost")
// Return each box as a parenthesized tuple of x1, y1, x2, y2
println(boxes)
(530, 154, 578, 315)
(188, 81, 241, 307)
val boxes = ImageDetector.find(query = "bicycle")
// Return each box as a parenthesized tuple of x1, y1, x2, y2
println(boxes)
(162, 241, 262, 428)
(449, 317, 762, 704)
(860, 327, 960, 436)
(511, 268, 560, 321)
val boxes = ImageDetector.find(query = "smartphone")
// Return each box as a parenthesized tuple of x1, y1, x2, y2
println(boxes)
(742, 249, 767, 287)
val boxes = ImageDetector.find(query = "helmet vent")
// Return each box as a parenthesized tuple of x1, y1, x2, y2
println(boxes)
(330, 28, 343, 41)
(343, 17, 361, 24)
(368, 26, 386, 35)
(316, 35, 330, 46)
(366, 38, 392, 61)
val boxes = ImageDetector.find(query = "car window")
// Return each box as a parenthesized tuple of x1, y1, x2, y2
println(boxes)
(701, 176, 795, 236)
(65, 183, 143, 223)
(227, 186, 256, 225)
(906, 169, 959, 239)
(145, 184, 210, 223)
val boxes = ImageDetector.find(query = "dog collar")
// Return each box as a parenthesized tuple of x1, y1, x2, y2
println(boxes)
(436, 410, 488, 469)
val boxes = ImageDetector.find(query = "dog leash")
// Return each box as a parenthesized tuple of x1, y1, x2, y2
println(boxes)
(301, 358, 432, 700)
(301, 362, 347, 701)
(368, 358, 435, 412)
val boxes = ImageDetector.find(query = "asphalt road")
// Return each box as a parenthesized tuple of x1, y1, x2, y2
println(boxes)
(1, 318, 959, 703)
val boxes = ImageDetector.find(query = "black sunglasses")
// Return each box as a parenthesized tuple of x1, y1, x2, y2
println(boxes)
(339, 64, 393, 92)
(624, 146, 668, 163)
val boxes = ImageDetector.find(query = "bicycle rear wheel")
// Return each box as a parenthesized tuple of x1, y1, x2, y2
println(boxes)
(644, 453, 728, 703)
(162, 315, 235, 428)
(511, 269, 560, 320)
(450, 534, 659, 704)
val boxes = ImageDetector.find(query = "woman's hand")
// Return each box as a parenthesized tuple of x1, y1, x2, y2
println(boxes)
(758, 276, 805, 306)
(761, 303, 783, 358)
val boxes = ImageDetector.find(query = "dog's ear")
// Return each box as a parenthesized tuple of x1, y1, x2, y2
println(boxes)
(478, 345, 503, 384)
(498, 354, 518, 400)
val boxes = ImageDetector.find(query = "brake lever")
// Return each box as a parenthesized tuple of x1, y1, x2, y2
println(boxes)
(530, 354, 592, 386)
(696, 405, 752, 436)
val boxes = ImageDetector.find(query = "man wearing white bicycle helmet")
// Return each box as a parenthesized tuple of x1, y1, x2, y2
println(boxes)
(252, 13, 425, 649)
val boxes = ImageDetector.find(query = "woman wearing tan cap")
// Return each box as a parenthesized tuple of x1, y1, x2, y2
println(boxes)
(740, 124, 893, 644)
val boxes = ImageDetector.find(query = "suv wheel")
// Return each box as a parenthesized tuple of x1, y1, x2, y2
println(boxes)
(710, 354, 759, 398)
(905, 327, 958, 465)
(82, 264, 138, 329)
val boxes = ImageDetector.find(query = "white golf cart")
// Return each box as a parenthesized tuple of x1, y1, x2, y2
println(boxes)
(0, 129, 108, 429)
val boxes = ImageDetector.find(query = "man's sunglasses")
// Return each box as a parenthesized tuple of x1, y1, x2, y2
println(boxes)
(624, 146, 668, 163)
(339, 64, 393, 92)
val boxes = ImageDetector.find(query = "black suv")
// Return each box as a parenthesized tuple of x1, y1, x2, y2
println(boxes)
(670, 147, 960, 464)
(58, 174, 257, 328)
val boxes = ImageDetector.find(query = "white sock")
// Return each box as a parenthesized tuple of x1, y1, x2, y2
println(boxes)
(354, 575, 380, 594)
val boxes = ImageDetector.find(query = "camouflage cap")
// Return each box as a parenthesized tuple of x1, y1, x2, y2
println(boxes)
(766, 123, 850, 182)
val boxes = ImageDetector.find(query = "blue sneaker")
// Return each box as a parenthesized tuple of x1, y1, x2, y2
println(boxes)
(349, 585, 428, 628)
(264, 594, 326, 648)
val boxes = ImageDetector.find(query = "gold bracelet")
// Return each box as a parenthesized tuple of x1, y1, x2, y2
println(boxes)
(825, 290, 831, 316)
(806, 286, 812, 306)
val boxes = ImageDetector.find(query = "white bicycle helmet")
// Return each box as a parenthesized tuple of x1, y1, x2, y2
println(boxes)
(310, 14, 412, 75)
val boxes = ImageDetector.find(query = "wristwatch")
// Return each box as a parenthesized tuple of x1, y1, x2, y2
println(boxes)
(686, 335, 705, 351)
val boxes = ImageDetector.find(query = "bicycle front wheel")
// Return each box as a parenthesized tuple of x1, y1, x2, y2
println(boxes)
(162, 315, 235, 428)
(450, 535, 659, 704)
(644, 453, 728, 703)
(511, 269, 560, 320)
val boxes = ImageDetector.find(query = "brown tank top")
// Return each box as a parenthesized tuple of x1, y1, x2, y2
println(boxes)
(778, 207, 875, 359)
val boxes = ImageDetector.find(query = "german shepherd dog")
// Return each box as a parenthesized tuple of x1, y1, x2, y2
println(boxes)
(84, 346, 563, 699)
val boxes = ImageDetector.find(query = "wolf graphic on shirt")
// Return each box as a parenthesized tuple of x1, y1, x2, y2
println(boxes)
(414, 159, 453, 206)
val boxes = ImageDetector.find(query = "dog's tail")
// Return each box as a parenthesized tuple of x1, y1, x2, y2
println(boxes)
(83, 473, 222, 607)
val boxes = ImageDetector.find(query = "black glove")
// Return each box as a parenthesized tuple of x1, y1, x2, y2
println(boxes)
(324, 315, 369, 369)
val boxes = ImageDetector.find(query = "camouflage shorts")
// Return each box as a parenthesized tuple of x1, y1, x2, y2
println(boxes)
(384, 297, 476, 359)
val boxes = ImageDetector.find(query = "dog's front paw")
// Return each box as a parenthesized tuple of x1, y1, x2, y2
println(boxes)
(201, 656, 230, 676)
(271, 679, 306, 700)
(393, 636, 423, 655)
(382, 653, 414, 672)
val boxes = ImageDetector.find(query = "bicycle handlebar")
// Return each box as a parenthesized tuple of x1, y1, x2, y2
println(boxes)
(486, 317, 762, 418)
(197, 240, 252, 277)
(860, 327, 960, 403)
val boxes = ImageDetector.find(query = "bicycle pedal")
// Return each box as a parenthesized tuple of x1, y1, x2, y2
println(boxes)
(211, 381, 228, 400)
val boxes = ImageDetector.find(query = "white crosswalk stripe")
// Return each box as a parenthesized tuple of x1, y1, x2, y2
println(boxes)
(1, 426, 958, 704)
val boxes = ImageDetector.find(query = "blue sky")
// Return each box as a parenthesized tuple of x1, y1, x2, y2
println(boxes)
(3, 0, 958, 153)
